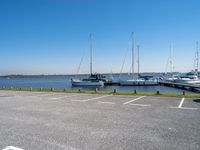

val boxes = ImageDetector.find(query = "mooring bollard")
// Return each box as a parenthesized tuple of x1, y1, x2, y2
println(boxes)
(183, 91, 185, 95)
(134, 90, 137, 94)
(156, 90, 160, 94)
(114, 89, 116, 93)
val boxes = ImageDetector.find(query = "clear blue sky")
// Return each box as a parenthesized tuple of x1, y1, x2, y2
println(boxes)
(0, 0, 200, 75)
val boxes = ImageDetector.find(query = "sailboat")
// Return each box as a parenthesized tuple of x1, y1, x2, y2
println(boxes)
(161, 44, 179, 82)
(173, 41, 200, 84)
(120, 33, 158, 86)
(71, 34, 104, 86)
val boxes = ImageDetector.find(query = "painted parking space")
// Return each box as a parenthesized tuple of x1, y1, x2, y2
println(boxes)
(0, 91, 199, 111)
(17, 92, 60, 97)
(132, 96, 181, 108)
(96, 95, 140, 105)
(0, 91, 27, 97)
(8, 91, 77, 100)
(0, 93, 15, 98)
(66, 94, 103, 101)
(178, 98, 200, 110)
(0, 91, 49, 97)
(49, 94, 81, 100)
(71, 95, 112, 102)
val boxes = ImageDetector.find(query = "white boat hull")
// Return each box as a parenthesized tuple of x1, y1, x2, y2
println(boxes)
(174, 79, 200, 84)
(120, 79, 158, 86)
(71, 79, 104, 86)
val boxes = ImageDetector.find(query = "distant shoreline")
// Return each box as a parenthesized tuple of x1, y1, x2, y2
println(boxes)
(0, 74, 72, 78)
(0, 72, 165, 78)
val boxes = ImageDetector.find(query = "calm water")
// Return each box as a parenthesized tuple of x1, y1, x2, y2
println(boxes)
(0, 74, 196, 94)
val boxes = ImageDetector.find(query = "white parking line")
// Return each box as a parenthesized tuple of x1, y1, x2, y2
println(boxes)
(170, 106, 198, 110)
(51, 93, 97, 100)
(33, 93, 64, 97)
(16, 93, 59, 98)
(98, 101, 115, 104)
(129, 103, 151, 107)
(123, 96, 146, 105)
(51, 94, 80, 100)
(37, 93, 58, 97)
(169, 97, 199, 110)
(71, 95, 112, 102)
(178, 97, 185, 108)
(2, 146, 24, 150)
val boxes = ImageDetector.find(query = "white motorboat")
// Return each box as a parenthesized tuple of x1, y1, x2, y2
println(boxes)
(174, 72, 200, 84)
(71, 34, 104, 87)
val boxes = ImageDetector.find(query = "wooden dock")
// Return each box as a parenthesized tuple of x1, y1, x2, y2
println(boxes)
(159, 81, 200, 92)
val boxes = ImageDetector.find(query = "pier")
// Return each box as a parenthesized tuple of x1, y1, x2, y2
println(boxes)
(159, 81, 200, 92)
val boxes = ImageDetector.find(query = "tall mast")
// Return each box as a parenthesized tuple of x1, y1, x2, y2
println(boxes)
(196, 41, 199, 74)
(137, 45, 140, 78)
(131, 32, 134, 79)
(89, 33, 92, 75)
(170, 43, 174, 74)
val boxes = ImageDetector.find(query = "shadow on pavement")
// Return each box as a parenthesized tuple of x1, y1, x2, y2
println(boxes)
(193, 99, 200, 103)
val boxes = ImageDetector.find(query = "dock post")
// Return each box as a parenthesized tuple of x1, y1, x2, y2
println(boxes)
(134, 90, 137, 94)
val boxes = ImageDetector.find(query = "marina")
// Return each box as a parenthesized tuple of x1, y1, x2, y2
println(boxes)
(0, 73, 200, 94)
(1, 1, 200, 150)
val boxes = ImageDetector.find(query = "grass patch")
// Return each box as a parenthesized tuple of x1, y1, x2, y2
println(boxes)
(0, 88, 199, 98)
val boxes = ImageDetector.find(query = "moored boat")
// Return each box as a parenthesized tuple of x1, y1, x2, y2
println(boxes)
(119, 33, 158, 86)
(71, 34, 104, 87)
(173, 72, 200, 84)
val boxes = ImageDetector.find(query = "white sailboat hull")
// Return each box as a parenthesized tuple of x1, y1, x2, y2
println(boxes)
(120, 79, 158, 86)
(174, 78, 200, 84)
(71, 79, 104, 86)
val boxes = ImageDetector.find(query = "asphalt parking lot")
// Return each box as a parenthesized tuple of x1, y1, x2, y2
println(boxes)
(0, 90, 200, 150)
